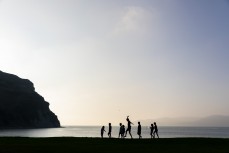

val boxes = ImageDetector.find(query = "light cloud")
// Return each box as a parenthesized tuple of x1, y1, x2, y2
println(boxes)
(113, 6, 152, 35)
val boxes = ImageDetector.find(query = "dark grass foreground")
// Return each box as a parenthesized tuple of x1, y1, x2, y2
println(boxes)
(0, 137, 228, 153)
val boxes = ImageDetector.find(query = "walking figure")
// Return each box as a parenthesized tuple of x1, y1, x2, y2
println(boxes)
(150, 124, 155, 139)
(137, 122, 142, 139)
(153, 122, 159, 138)
(118, 123, 122, 138)
(125, 116, 133, 139)
(101, 126, 106, 138)
(108, 123, 112, 138)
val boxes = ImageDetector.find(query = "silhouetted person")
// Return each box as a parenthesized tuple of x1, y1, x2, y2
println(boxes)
(125, 116, 133, 139)
(150, 124, 155, 139)
(101, 126, 106, 138)
(121, 125, 125, 138)
(108, 123, 112, 138)
(137, 121, 142, 139)
(118, 123, 122, 138)
(153, 122, 159, 138)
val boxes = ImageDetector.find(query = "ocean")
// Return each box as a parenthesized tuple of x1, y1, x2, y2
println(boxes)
(0, 126, 228, 138)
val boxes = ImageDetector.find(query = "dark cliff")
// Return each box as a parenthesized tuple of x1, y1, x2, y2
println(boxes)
(0, 71, 60, 128)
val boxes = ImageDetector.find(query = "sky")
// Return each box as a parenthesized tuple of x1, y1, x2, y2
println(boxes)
(0, 0, 229, 126)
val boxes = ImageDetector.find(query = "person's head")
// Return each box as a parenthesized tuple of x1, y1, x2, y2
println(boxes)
(154, 122, 156, 125)
(109, 123, 111, 126)
(151, 124, 153, 126)
(102, 126, 104, 128)
(138, 122, 140, 125)
(120, 123, 122, 126)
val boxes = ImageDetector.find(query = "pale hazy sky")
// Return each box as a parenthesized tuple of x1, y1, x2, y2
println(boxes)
(0, 0, 229, 125)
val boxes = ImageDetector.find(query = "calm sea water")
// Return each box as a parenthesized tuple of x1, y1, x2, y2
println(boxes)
(0, 126, 228, 138)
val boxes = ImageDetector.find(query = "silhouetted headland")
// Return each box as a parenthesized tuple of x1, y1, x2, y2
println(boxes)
(0, 71, 60, 128)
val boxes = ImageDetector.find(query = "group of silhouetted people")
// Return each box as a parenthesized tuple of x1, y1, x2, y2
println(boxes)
(118, 123, 125, 138)
(150, 122, 159, 139)
(101, 116, 159, 139)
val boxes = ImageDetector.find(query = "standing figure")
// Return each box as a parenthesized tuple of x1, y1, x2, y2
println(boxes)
(150, 124, 155, 139)
(125, 116, 133, 139)
(121, 125, 125, 138)
(118, 123, 122, 138)
(108, 123, 112, 138)
(153, 122, 159, 138)
(137, 122, 142, 139)
(101, 126, 106, 138)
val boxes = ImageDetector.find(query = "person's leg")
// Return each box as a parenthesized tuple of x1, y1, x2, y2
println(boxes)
(125, 129, 128, 137)
(156, 132, 159, 138)
(129, 130, 133, 139)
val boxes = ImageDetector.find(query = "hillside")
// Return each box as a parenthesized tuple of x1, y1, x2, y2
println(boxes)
(0, 71, 60, 128)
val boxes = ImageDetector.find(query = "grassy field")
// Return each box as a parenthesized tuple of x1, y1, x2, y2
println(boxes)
(0, 137, 228, 153)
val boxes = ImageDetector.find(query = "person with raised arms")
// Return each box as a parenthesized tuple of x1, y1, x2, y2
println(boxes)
(125, 116, 133, 139)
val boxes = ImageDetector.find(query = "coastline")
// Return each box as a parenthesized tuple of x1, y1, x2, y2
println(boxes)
(0, 126, 228, 138)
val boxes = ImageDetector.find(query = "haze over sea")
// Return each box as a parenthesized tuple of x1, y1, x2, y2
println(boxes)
(0, 126, 229, 138)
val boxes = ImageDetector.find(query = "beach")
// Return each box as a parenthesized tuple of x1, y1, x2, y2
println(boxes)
(0, 137, 228, 153)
